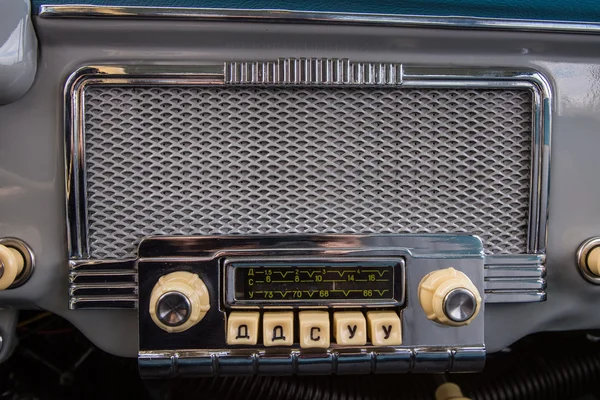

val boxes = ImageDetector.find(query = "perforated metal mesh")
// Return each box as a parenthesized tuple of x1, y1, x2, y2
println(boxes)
(83, 86, 532, 259)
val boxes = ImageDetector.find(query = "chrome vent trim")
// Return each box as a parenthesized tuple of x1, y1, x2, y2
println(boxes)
(225, 59, 403, 85)
(69, 260, 137, 309)
(484, 254, 546, 303)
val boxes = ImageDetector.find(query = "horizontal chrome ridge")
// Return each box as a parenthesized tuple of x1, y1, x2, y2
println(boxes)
(225, 59, 403, 85)
(484, 254, 546, 303)
(69, 259, 137, 309)
(39, 5, 600, 35)
(139, 346, 485, 377)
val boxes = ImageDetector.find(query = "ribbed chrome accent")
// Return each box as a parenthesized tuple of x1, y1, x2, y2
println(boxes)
(484, 254, 546, 303)
(69, 259, 137, 309)
(224, 59, 403, 85)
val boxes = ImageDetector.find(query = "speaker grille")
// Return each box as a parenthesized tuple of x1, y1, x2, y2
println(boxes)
(83, 86, 532, 259)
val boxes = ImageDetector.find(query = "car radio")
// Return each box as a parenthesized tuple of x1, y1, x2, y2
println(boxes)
(60, 60, 549, 377)
(136, 234, 485, 377)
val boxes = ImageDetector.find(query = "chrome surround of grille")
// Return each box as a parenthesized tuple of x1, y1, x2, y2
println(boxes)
(64, 61, 552, 308)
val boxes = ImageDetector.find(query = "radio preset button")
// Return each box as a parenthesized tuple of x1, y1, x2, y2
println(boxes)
(367, 311, 402, 346)
(227, 312, 260, 345)
(299, 311, 330, 349)
(263, 312, 294, 347)
(333, 311, 367, 346)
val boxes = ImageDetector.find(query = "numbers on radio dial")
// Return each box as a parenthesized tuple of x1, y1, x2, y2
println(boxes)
(235, 264, 395, 302)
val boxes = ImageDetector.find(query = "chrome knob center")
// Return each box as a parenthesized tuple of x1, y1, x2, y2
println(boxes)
(156, 291, 191, 327)
(443, 288, 477, 323)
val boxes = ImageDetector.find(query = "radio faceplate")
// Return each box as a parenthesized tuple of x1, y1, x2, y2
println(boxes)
(137, 234, 485, 377)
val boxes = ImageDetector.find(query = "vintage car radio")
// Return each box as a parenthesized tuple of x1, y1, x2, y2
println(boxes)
(137, 234, 485, 377)
(60, 59, 549, 377)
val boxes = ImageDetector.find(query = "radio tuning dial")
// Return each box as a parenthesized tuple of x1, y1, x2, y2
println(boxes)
(418, 267, 481, 327)
(149, 271, 211, 333)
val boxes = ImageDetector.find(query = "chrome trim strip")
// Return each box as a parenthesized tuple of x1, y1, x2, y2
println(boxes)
(138, 346, 485, 377)
(70, 270, 137, 282)
(484, 265, 546, 278)
(69, 295, 138, 309)
(484, 278, 546, 291)
(484, 291, 546, 303)
(39, 5, 600, 35)
(69, 259, 137, 270)
(69, 282, 138, 296)
(138, 233, 485, 258)
(485, 253, 546, 265)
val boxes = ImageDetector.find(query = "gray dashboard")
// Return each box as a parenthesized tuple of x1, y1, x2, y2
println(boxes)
(1, 6, 600, 362)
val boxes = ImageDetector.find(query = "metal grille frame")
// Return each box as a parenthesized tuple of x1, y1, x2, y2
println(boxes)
(64, 62, 552, 262)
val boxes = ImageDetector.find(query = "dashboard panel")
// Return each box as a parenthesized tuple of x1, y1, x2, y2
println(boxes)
(1, 0, 600, 378)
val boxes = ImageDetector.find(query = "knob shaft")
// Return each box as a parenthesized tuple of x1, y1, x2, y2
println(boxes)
(418, 267, 481, 326)
(0, 245, 24, 290)
(149, 271, 210, 333)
